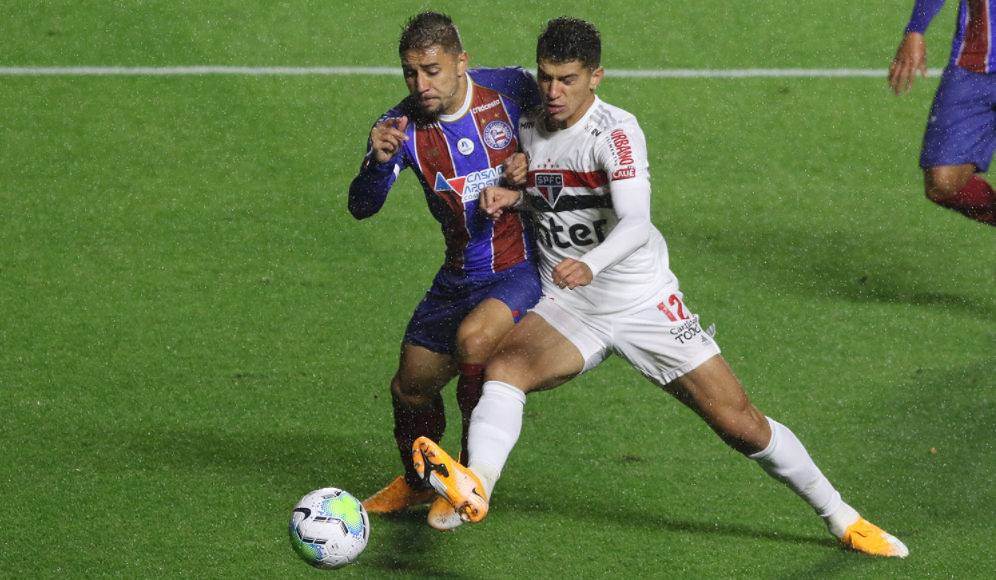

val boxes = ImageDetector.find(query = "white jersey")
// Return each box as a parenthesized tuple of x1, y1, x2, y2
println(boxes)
(518, 96, 677, 314)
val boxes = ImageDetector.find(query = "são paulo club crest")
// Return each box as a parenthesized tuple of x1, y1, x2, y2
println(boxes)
(534, 173, 563, 207)
(482, 120, 513, 150)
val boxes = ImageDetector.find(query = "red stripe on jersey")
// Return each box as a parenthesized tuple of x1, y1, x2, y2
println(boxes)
(527, 169, 609, 189)
(413, 123, 470, 270)
(958, 0, 991, 73)
(470, 87, 519, 169)
(491, 212, 529, 272)
(470, 83, 528, 272)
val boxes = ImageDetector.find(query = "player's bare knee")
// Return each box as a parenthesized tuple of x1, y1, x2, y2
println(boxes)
(389, 376, 410, 401)
(391, 374, 436, 407)
(925, 166, 973, 200)
(455, 327, 497, 364)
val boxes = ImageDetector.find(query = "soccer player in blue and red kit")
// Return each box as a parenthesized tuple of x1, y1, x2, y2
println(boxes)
(348, 12, 541, 530)
(890, 0, 996, 226)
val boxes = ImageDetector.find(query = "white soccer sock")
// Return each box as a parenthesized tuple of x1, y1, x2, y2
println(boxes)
(466, 380, 527, 499)
(750, 417, 846, 530)
(824, 501, 860, 539)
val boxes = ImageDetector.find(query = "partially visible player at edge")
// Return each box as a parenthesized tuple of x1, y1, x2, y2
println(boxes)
(348, 12, 541, 530)
(411, 17, 910, 557)
(890, 0, 996, 226)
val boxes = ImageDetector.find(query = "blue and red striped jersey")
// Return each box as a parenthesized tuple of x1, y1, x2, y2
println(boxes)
(349, 67, 541, 274)
(907, 0, 996, 73)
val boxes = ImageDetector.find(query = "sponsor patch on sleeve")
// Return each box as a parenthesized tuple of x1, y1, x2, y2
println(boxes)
(611, 167, 637, 180)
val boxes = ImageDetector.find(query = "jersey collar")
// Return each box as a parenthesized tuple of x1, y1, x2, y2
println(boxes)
(439, 72, 474, 123)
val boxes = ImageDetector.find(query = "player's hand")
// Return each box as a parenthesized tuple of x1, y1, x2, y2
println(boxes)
(370, 117, 409, 163)
(482, 185, 522, 220)
(502, 152, 529, 187)
(552, 258, 593, 290)
(889, 32, 928, 95)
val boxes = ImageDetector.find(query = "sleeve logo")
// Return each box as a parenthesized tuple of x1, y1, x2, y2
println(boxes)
(609, 129, 634, 166)
(611, 167, 636, 180)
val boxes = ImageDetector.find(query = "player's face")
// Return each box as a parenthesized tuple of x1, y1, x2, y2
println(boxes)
(401, 45, 469, 117)
(537, 58, 604, 129)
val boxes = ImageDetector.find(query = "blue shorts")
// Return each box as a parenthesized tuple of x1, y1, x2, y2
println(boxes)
(404, 261, 541, 355)
(921, 65, 996, 172)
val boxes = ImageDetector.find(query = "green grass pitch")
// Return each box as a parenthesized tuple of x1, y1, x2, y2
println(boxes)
(2, 1, 994, 578)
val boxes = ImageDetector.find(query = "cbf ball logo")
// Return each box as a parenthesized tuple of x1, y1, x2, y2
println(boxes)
(483, 121, 513, 150)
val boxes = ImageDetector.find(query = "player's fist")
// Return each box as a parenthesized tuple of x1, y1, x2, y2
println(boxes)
(502, 152, 529, 187)
(370, 117, 409, 163)
(481, 185, 522, 220)
(552, 258, 593, 290)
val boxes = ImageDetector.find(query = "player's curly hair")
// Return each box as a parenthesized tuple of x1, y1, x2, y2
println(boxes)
(536, 17, 601, 69)
(398, 12, 463, 55)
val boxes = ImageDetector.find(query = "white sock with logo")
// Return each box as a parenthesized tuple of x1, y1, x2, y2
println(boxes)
(749, 417, 857, 537)
(466, 380, 527, 499)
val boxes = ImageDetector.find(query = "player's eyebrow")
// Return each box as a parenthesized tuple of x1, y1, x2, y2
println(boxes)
(538, 67, 578, 83)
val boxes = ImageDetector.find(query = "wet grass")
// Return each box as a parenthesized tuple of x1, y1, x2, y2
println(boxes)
(2, 1, 994, 579)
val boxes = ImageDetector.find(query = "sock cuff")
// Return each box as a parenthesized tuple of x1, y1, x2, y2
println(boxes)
(935, 174, 996, 208)
(748, 416, 780, 460)
(482, 380, 527, 405)
(459, 362, 486, 376)
(961, 174, 995, 194)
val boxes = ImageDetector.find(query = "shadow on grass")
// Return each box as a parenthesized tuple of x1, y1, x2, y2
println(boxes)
(124, 427, 479, 578)
(500, 491, 834, 550)
(362, 510, 476, 580)
(672, 220, 996, 321)
(124, 427, 384, 490)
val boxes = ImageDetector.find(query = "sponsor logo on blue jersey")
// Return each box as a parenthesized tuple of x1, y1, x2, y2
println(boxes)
(434, 166, 505, 203)
(457, 138, 475, 155)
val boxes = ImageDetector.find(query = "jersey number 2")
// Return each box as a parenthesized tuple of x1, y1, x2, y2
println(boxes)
(657, 295, 688, 322)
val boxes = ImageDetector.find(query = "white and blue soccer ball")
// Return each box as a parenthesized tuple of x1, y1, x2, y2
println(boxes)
(289, 487, 370, 569)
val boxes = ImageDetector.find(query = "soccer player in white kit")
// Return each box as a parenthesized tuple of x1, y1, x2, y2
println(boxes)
(412, 17, 909, 558)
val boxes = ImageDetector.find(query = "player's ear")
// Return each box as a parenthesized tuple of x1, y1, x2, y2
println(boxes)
(589, 66, 604, 90)
(457, 51, 469, 76)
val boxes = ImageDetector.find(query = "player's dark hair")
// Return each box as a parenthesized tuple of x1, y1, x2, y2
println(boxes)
(398, 12, 463, 55)
(536, 17, 601, 69)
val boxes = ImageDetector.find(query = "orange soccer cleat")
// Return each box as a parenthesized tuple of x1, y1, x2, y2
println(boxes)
(412, 437, 489, 524)
(840, 516, 909, 558)
(427, 496, 464, 531)
(361, 476, 435, 514)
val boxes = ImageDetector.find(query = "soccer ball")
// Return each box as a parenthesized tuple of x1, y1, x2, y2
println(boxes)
(289, 487, 370, 569)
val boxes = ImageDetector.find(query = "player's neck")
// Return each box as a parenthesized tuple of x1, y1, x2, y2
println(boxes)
(440, 75, 471, 117)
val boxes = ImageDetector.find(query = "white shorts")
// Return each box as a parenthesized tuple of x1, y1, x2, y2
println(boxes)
(532, 290, 722, 387)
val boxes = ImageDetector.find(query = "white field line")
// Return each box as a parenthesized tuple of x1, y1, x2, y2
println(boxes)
(0, 66, 947, 78)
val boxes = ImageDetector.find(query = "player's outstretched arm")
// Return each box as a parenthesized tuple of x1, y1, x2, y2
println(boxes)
(348, 116, 410, 220)
(481, 185, 522, 220)
(889, 32, 928, 95)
